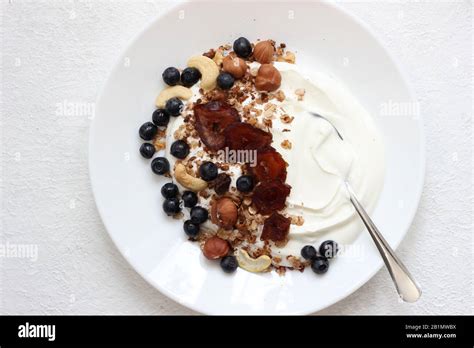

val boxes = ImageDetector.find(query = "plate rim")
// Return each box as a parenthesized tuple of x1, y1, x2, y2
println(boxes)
(88, 0, 426, 315)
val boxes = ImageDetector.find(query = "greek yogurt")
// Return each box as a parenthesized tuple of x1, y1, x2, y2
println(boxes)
(269, 62, 385, 260)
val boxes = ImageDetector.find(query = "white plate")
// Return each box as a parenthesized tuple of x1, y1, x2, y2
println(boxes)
(89, 1, 425, 314)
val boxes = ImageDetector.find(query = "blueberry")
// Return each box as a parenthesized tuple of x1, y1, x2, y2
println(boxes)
(236, 175, 254, 192)
(182, 191, 198, 208)
(165, 97, 184, 117)
(319, 240, 339, 259)
(233, 37, 252, 58)
(190, 206, 208, 224)
(152, 109, 170, 127)
(183, 220, 200, 238)
(139, 122, 158, 140)
(217, 72, 235, 90)
(161, 183, 179, 199)
(151, 157, 170, 175)
(162, 198, 182, 216)
(220, 255, 238, 273)
(181, 67, 201, 87)
(162, 67, 180, 86)
(311, 256, 329, 274)
(170, 140, 190, 159)
(139, 143, 155, 159)
(301, 245, 317, 260)
(199, 161, 218, 181)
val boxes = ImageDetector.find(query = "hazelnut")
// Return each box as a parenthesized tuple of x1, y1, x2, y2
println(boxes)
(202, 236, 230, 260)
(222, 53, 247, 79)
(255, 64, 281, 92)
(253, 40, 275, 64)
(211, 197, 238, 230)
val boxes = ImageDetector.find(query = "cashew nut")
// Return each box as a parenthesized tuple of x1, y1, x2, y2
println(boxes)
(236, 249, 272, 273)
(187, 55, 219, 91)
(174, 162, 207, 192)
(155, 86, 193, 108)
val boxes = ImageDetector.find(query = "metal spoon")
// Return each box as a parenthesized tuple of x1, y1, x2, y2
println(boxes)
(310, 112, 422, 302)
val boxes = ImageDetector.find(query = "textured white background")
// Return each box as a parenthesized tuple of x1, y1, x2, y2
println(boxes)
(1, 0, 472, 315)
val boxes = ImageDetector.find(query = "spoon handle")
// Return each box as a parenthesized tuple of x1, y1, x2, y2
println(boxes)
(344, 181, 422, 302)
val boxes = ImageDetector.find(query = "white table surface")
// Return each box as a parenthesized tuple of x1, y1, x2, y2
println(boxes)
(1, 0, 472, 315)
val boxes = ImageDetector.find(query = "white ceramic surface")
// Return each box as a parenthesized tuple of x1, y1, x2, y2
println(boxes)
(89, 1, 425, 314)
